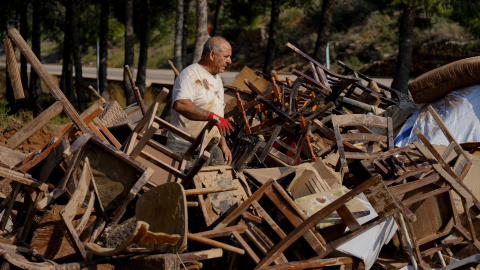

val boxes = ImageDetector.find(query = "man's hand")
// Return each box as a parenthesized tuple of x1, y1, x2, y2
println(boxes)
(208, 113, 234, 137)
(220, 136, 232, 165)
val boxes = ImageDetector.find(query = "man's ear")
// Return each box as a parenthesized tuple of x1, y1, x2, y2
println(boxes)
(209, 50, 215, 60)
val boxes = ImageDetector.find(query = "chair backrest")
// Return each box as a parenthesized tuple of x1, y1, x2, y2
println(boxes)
(332, 114, 393, 177)
(135, 182, 188, 253)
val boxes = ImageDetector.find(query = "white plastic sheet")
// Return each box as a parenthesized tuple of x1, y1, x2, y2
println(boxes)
(395, 84, 480, 147)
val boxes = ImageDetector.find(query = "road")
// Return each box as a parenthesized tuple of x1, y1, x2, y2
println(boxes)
(2, 63, 394, 87)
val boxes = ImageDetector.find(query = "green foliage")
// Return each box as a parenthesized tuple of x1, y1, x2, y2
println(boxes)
(305, 0, 376, 33)
(444, 1, 480, 39)
(220, 0, 268, 41)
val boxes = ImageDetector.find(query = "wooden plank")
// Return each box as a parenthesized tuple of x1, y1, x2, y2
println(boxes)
(7, 101, 63, 149)
(8, 28, 88, 132)
(3, 37, 24, 99)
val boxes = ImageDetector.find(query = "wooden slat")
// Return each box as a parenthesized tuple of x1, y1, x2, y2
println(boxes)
(401, 186, 451, 206)
(252, 201, 287, 239)
(232, 230, 260, 263)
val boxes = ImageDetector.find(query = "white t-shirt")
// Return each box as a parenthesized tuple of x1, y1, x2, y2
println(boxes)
(167, 63, 225, 155)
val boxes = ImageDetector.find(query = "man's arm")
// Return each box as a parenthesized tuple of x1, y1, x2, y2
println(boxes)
(173, 99, 210, 121)
(219, 136, 232, 165)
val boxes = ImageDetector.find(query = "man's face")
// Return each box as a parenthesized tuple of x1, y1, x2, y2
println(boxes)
(211, 43, 232, 75)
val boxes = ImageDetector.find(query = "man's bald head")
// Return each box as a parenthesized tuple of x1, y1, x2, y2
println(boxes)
(198, 37, 232, 75)
(201, 37, 230, 60)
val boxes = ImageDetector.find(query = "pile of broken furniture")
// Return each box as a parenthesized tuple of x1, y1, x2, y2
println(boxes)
(2, 27, 480, 270)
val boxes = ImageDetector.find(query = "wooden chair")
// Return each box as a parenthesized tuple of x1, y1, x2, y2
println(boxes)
(332, 114, 394, 178)
(0, 165, 49, 242)
(366, 145, 480, 269)
(123, 88, 220, 188)
(195, 174, 399, 269)
(61, 131, 154, 225)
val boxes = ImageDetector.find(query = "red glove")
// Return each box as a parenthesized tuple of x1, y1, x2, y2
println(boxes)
(208, 113, 234, 136)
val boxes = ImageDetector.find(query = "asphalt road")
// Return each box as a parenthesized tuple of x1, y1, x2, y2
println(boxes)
(2, 63, 394, 87)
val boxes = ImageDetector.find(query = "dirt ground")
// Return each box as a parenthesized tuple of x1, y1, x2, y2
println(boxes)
(0, 122, 59, 154)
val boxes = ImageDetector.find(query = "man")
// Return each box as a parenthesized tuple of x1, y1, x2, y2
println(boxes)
(166, 37, 234, 165)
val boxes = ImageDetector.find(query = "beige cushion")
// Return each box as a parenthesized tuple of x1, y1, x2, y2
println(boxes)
(408, 56, 480, 104)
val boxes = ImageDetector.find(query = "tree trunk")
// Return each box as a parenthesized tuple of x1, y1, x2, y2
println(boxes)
(211, 0, 222, 37)
(29, 0, 42, 111)
(60, 0, 74, 105)
(99, 0, 110, 101)
(313, 0, 335, 65)
(263, 0, 280, 75)
(123, 0, 135, 105)
(182, 0, 190, 68)
(136, 0, 150, 97)
(20, 0, 29, 92)
(174, 0, 184, 71)
(71, 0, 86, 112)
(391, 3, 416, 94)
(192, 0, 208, 64)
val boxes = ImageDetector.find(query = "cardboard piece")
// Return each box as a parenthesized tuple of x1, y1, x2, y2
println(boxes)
(453, 153, 480, 214)
(294, 187, 370, 229)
